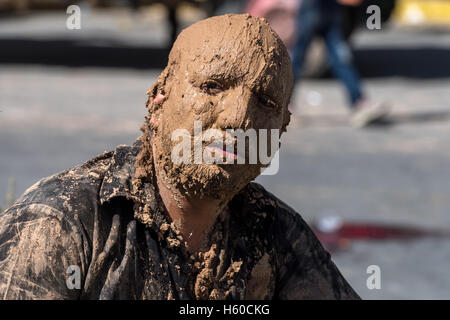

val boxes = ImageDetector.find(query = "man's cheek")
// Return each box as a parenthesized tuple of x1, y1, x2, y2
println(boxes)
(190, 94, 220, 121)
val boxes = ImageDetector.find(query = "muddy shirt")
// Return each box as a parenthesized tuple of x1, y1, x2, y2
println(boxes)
(0, 142, 359, 300)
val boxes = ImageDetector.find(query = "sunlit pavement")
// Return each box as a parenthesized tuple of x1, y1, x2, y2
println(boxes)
(1, 10, 450, 299)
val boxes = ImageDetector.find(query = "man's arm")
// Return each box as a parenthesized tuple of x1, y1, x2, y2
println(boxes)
(274, 200, 360, 300)
(0, 203, 85, 299)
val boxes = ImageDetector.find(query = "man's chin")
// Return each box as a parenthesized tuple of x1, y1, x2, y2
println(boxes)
(166, 162, 259, 200)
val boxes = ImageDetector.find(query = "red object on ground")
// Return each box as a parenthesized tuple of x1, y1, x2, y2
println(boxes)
(312, 216, 450, 252)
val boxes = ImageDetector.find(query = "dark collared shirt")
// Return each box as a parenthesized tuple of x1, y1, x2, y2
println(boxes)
(0, 142, 359, 300)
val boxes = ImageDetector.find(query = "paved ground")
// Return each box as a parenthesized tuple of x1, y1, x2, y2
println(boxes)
(1, 9, 450, 299)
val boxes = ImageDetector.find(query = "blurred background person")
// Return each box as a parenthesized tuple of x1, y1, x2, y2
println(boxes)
(245, 0, 300, 48)
(290, 0, 389, 128)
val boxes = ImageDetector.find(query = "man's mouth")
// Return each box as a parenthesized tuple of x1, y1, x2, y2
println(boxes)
(205, 140, 238, 161)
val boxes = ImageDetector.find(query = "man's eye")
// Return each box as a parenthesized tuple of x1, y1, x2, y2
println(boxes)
(258, 95, 278, 110)
(200, 81, 223, 95)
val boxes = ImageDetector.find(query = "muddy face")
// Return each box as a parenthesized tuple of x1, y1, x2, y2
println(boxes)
(146, 14, 294, 200)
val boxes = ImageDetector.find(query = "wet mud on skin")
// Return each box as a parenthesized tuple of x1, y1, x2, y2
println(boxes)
(133, 150, 278, 299)
(133, 131, 278, 299)
(132, 14, 293, 299)
(137, 13, 293, 202)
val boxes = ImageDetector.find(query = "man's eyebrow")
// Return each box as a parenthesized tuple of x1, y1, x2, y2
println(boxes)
(191, 70, 226, 82)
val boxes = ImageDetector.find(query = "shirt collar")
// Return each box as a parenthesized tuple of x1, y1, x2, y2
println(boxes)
(99, 140, 144, 205)
(98, 139, 173, 235)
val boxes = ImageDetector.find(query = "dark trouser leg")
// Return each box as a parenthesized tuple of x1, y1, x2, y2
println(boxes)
(323, 21, 363, 108)
(291, 2, 321, 82)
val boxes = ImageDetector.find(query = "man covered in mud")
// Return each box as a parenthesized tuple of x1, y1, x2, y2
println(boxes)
(0, 14, 359, 300)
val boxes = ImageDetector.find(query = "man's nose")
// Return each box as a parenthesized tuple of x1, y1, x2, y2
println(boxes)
(216, 85, 255, 130)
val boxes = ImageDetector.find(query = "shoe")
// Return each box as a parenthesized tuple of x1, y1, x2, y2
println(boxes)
(351, 100, 390, 128)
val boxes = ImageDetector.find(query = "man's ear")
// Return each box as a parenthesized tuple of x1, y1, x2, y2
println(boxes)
(146, 83, 166, 108)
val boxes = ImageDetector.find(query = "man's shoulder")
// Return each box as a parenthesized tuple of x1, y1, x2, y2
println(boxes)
(244, 182, 308, 228)
(11, 150, 115, 212)
(243, 182, 322, 251)
(245, 183, 361, 299)
(8, 143, 140, 219)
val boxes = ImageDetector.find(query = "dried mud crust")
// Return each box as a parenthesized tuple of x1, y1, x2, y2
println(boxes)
(133, 144, 277, 300)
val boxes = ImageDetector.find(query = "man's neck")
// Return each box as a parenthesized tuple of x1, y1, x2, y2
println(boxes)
(155, 172, 227, 253)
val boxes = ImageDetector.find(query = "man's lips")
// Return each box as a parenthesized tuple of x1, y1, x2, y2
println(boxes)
(204, 140, 238, 160)
(207, 145, 238, 160)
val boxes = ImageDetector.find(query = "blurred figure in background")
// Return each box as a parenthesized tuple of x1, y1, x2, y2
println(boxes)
(291, 0, 389, 127)
(245, 0, 300, 48)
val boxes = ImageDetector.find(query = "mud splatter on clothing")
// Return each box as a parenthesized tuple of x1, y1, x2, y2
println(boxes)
(0, 141, 359, 300)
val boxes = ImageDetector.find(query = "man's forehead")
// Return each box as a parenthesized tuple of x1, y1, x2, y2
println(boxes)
(189, 50, 273, 83)
(168, 14, 293, 104)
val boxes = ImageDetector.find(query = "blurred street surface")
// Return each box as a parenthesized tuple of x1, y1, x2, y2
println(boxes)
(1, 8, 450, 299)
